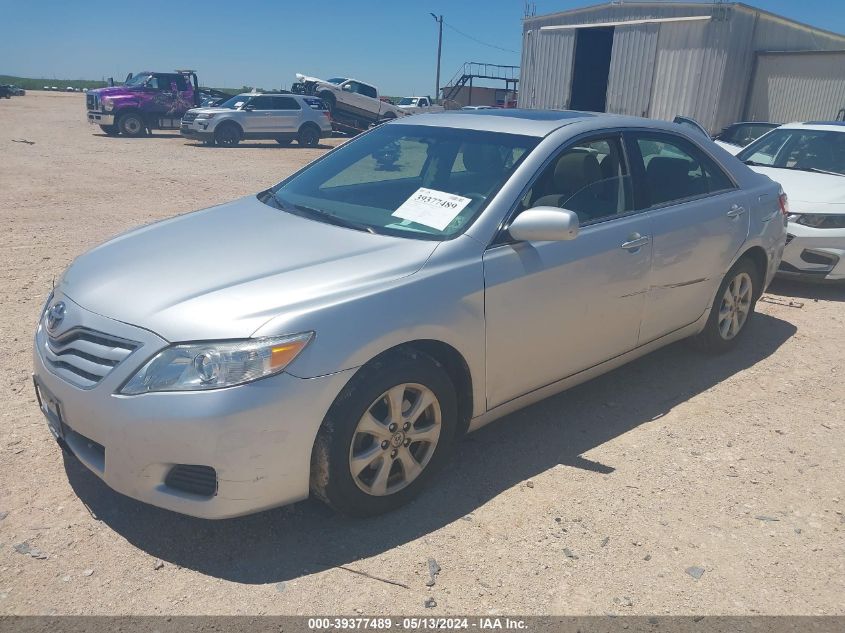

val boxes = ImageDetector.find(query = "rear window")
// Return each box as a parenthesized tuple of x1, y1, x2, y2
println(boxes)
(304, 97, 327, 111)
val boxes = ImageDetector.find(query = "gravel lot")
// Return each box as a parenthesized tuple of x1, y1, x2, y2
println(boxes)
(1, 92, 843, 616)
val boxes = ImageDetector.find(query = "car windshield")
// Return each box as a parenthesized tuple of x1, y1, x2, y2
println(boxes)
(124, 74, 151, 87)
(266, 124, 539, 240)
(327, 77, 347, 84)
(398, 98, 418, 106)
(217, 95, 250, 109)
(738, 128, 845, 175)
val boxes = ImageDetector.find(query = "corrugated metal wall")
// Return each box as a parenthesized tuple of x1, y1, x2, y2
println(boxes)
(605, 23, 659, 117)
(746, 52, 845, 122)
(520, 27, 576, 109)
(520, 2, 845, 131)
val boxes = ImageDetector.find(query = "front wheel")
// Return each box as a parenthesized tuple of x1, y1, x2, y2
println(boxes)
(213, 123, 241, 147)
(695, 258, 759, 352)
(311, 349, 457, 516)
(117, 112, 146, 137)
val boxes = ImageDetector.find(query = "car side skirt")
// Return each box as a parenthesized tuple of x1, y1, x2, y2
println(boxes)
(467, 310, 709, 433)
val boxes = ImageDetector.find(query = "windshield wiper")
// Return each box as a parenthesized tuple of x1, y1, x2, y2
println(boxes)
(742, 159, 767, 166)
(802, 167, 844, 177)
(269, 192, 377, 234)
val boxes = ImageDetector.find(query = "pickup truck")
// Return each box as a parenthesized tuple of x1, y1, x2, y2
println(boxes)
(396, 96, 445, 115)
(292, 73, 404, 133)
(86, 70, 202, 137)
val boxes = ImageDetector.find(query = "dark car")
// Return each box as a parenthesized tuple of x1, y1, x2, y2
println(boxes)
(714, 122, 779, 149)
(0, 85, 12, 99)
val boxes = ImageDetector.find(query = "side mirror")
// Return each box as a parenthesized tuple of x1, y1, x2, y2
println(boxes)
(244, 104, 255, 111)
(342, 84, 353, 92)
(508, 207, 579, 242)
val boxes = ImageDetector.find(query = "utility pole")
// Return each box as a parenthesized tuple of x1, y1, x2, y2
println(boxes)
(430, 13, 443, 102)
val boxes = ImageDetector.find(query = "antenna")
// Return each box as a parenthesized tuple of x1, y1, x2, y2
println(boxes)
(523, 2, 536, 18)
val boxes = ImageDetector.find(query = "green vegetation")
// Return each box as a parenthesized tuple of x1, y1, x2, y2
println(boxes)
(0, 75, 108, 90)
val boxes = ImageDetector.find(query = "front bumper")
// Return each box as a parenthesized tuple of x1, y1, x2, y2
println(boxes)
(777, 222, 845, 281)
(33, 294, 355, 519)
(87, 111, 114, 126)
(180, 124, 214, 141)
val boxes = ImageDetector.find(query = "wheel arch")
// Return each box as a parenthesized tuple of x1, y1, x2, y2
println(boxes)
(298, 120, 321, 134)
(214, 118, 243, 135)
(737, 245, 768, 299)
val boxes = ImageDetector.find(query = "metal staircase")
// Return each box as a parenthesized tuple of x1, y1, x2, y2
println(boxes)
(441, 62, 519, 103)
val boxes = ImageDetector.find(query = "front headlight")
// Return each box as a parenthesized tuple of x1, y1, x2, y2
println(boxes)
(788, 214, 845, 228)
(102, 98, 114, 111)
(120, 332, 313, 395)
(197, 113, 215, 119)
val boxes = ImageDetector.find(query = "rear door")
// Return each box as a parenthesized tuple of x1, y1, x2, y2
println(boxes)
(270, 96, 302, 134)
(628, 130, 749, 343)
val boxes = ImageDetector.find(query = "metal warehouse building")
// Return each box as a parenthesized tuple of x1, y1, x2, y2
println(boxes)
(520, 1, 845, 132)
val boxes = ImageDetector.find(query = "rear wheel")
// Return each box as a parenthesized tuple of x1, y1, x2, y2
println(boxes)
(99, 124, 119, 136)
(311, 349, 457, 516)
(695, 258, 759, 352)
(117, 112, 145, 137)
(213, 123, 241, 147)
(297, 125, 320, 147)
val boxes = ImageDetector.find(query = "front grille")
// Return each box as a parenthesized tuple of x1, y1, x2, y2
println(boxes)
(86, 93, 98, 111)
(165, 465, 218, 497)
(181, 111, 198, 123)
(785, 233, 794, 245)
(42, 327, 140, 389)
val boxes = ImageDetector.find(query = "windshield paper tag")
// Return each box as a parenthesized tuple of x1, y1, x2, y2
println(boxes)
(392, 188, 472, 231)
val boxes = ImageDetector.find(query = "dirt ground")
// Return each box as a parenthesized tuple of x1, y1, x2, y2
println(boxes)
(1, 92, 843, 616)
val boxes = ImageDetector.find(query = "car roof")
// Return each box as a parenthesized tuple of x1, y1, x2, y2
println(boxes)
(392, 109, 696, 138)
(778, 121, 845, 132)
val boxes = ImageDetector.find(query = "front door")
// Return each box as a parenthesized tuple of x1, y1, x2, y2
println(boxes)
(241, 95, 275, 134)
(627, 131, 750, 343)
(483, 134, 653, 409)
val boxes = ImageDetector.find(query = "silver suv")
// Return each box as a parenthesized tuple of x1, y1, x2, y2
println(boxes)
(180, 93, 332, 147)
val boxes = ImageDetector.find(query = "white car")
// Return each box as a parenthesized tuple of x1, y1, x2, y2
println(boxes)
(396, 96, 444, 114)
(737, 122, 845, 281)
(713, 121, 779, 155)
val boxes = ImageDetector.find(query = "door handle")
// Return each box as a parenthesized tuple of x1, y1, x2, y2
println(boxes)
(726, 204, 745, 218)
(620, 234, 650, 251)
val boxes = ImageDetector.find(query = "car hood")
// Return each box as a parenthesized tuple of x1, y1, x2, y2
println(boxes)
(714, 139, 742, 155)
(187, 106, 231, 115)
(748, 166, 845, 211)
(89, 86, 137, 98)
(59, 196, 439, 342)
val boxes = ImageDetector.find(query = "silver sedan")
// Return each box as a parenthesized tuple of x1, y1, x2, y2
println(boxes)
(33, 110, 787, 518)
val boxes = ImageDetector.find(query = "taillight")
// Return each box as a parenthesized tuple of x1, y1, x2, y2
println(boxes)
(778, 189, 789, 216)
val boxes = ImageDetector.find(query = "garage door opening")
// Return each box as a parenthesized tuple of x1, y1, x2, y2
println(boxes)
(569, 26, 614, 112)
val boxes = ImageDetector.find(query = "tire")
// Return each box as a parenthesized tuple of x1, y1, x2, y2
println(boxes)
(297, 125, 320, 147)
(311, 348, 458, 517)
(318, 90, 336, 114)
(99, 125, 119, 136)
(213, 122, 241, 147)
(695, 258, 760, 353)
(117, 111, 145, 137)
(275, 137, 292, 146)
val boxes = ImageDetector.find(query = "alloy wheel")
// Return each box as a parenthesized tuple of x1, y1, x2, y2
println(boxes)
(718, 271, 753, 340)
(348, 383, 441, 496)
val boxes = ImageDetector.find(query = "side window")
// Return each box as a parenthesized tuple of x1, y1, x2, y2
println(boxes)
(147, 76, 161, 90)
(174, 75, 188, 91)
(345, 81, 360, 94)
(359, 83, 378, 99)
(249, 96, 274, 110)
(273, 96, 301, 110)
(523, 136, 634, 224)
(634, 134, 734, 207)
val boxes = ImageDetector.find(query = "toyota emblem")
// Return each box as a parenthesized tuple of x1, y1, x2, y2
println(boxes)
(46, 301, 66, 332)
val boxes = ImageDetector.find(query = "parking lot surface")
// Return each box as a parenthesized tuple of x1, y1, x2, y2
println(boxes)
(1, 93, 843, 615)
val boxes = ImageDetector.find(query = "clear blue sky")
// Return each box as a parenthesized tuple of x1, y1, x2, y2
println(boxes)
(2, 0, 844, 95)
